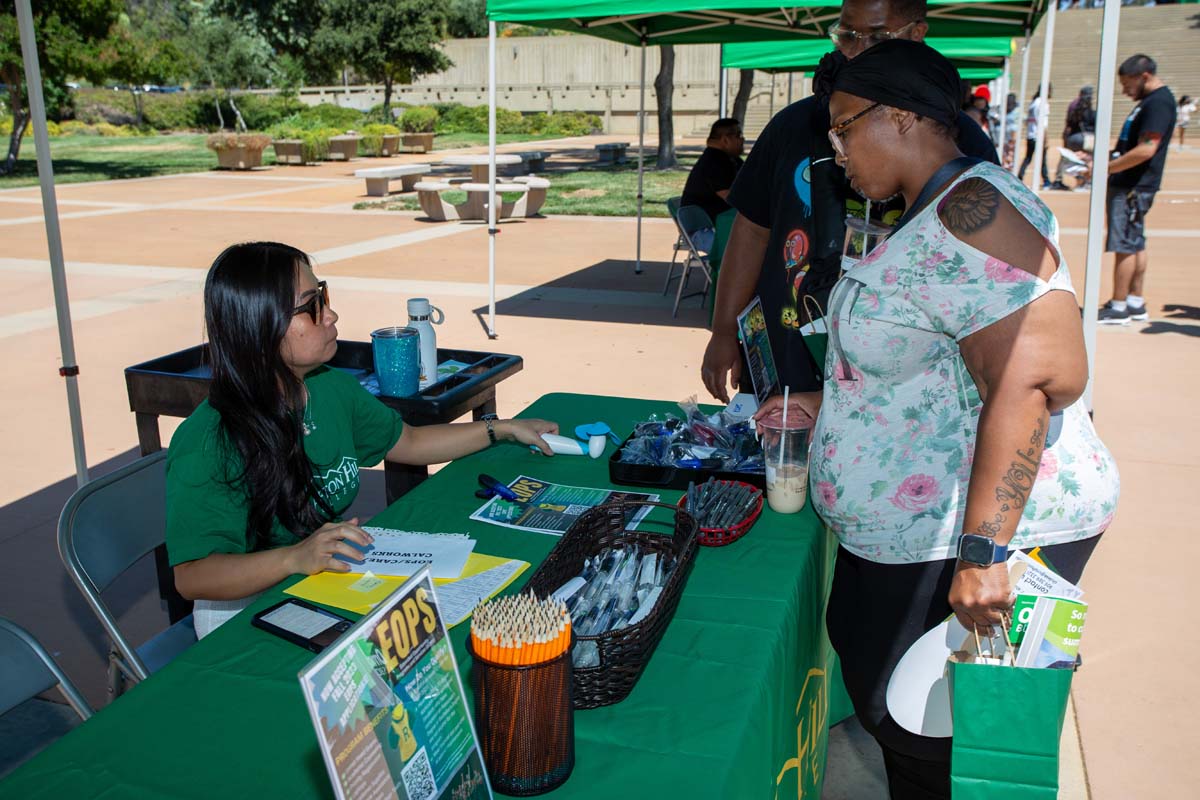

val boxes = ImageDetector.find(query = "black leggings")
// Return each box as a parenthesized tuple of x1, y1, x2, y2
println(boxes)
(1018, 136, 1050, 185)
(826, 535, 1102, 800)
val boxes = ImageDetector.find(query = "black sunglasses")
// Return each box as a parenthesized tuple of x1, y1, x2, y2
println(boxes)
(292, 281, 329, 323)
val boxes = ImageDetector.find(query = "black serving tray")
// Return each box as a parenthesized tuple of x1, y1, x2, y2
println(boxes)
(125, 341, 522, 425)
(607, 430, 766, 491)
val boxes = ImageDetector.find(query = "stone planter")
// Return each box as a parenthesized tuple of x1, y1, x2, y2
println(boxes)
(402, 132, 435, 153)
(378, 134, 402, 157)
(213, 145, 266, 170)
(272, 139, 306, 165)
(327, 135, 361, 161)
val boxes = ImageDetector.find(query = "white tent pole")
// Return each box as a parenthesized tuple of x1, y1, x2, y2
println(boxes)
(486, 20, 497, 338)
(635, 38, 646, 275)
(1014, 30, 1032, 177)
(997, 57, 1011, 167)
(718, 47, 728, 117)
(1081, 0, 1122, 412)
(16, 0, 87, 486)
(1031, 1, 1056, 193)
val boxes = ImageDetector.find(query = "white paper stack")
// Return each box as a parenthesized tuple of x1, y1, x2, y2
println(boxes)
(338, 528, 476, 579)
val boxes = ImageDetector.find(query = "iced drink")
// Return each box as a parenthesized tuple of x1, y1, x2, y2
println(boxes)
(766, 464, 809, 513)
(758, 406, 813, 515)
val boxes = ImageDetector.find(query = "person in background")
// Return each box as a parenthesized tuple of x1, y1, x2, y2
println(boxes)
(1178, 95, 1195, 151)
(1018, 84, 1052, 188)
(1003, 92, 1020, 168)
(1051, 85, 1096, 190)
(167, 242, 559, 637)
(760, 40, 1117, 798)
(679, 117, 745, 251)
(700, 0, 999, 404)
(1099, 54, 1176, 324)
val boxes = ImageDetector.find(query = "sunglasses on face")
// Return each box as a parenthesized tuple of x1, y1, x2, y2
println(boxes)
(828, 102, 883, 159)
(292, 281, 329, 323)
(827, 21, 917, 49)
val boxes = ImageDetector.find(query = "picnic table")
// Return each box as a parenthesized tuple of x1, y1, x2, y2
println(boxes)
(441, 153, 523, 183)
(2, 393, 853, 800)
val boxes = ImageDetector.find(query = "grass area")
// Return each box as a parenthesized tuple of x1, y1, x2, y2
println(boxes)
(0, 133, 225, 189)
(353, 153, 699, 218)
(431, 132, 592, 150)
(0, 131, 577, 189)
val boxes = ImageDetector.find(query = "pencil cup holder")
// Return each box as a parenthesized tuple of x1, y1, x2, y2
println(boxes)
(468, 638, 575, 796)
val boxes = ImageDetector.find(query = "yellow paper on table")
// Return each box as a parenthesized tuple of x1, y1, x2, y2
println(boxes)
(285, 552, 529, 625)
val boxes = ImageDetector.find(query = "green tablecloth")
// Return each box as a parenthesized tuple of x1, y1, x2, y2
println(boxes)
(1, 393, 852, 800)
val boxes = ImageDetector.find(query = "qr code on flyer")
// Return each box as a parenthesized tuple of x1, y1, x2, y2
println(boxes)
(401, 746, 437, 800)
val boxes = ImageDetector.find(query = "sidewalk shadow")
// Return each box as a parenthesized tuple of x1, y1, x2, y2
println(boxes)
(1142, 304, 1200, 337)
(471, 258, 712, 332)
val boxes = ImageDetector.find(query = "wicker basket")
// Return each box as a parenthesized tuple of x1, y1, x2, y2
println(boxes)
(525, 500, 699, 709)
(677, 480, 764, 547)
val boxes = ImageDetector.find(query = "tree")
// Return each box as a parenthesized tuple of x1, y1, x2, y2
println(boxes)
(1, 0, 120, 175)
(100, 7, 189, 126)
(184, 8, 275, 130)
(447, 0, 487, 39)
(316, 0, 451, 123)
(653, 44, 676, 169)
(212, 0, 337, 83)
(731, 68, 755, 126)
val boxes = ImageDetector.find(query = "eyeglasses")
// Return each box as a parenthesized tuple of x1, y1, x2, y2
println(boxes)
(828, 103, 882, 159)
(827, 21, 917, 49)
(292, 281, 329, 323)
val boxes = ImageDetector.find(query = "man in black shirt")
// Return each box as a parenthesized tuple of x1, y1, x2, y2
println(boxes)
(679, 118, 744, 250)
(1099, 53, 1176, 325)
(700, 0, 999, 401)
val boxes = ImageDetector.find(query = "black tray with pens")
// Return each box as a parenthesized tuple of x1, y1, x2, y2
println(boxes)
(607, 430, 766, 492)
(524, 500, 699, 709)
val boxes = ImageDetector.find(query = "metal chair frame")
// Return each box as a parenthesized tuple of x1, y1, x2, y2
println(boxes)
(58, 450, 191, 698)
(0, 616, 92, 722)
(670, 204, 715, 318)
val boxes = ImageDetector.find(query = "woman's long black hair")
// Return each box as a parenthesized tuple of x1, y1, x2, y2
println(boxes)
(204, 242, 333, 547)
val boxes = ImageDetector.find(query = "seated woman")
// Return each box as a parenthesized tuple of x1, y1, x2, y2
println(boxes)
(758, 41, 1118, 798)
(167, 242, 557, 637)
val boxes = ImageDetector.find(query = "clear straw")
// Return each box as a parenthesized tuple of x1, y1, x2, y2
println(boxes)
(778, 386, 790, 473)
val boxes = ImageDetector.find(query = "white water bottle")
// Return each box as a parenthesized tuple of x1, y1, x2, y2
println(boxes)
(407, 298, 444, 388)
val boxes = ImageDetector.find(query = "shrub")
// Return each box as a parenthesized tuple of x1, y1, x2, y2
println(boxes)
(141, 93, 202, 131)
(525, 111, 602, 137)
(44, 120, 62, 137)
(0, 116, 14, 136)
(359, 123, 401, 156)
(399, 106, 438, 133)
(436, 104, 527, 135)
(58, 120, 95, 136)
(269, 125, 342, 162)
(293, 103, 364, 130)
(94, 122, 138, 137)
(206, 133, 272, 152)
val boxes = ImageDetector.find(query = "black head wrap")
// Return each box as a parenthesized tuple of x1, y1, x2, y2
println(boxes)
(830, 39, 961, 128)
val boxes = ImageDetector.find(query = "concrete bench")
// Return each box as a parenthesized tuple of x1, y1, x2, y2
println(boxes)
(511, 176, 551, 216)
(414, 180, 534, 221)
(518, 151, 547, 172)
(355, 164, 432, 196)
(595, 142, 629, 165)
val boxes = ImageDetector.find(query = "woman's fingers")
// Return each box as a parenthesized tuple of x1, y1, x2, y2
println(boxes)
(326, 557, 353, 573)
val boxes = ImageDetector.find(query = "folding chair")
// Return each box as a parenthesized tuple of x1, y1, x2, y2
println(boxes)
(671, 204, 715, 318)
(58, 451, 196, 699)
(662, 196, 690, 294)
(0, 617, 92, 776)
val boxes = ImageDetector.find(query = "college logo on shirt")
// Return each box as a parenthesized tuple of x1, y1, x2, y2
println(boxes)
(317, 456, 360, 509)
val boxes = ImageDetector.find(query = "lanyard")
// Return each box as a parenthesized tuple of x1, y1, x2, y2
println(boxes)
(890, 156, 982, 234)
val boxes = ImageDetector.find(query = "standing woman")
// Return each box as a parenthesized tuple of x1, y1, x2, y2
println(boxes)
(760, 41, 1118, 798)
(167, 242, 558, 637)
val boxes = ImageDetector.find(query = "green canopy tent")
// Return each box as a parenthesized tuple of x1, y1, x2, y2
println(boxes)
(478, 1, 1050, 336)
(480, 0, 1114, 415)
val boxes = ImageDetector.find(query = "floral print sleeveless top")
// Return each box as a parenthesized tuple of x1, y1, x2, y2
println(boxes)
(810, 163, 1119, 564)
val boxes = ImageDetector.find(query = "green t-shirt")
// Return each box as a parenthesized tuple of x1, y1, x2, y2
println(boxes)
(165, 366, 404, 567)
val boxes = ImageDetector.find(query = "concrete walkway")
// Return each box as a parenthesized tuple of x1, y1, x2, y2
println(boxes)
(2, 141, 1198, 797)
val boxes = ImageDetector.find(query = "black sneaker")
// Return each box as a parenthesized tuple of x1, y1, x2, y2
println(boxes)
(1098, 302, 1131, 325)
(1127, 301, 1149, 321)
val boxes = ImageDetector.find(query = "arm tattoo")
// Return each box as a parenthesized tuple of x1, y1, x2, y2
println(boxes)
(939, 177, 1001, 236)
(972, 413, 1047, 538)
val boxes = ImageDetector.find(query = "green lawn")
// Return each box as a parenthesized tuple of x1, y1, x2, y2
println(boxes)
(354, 153, 698, 218)
(0, 133, 221, 189)
(0, 131, 580, 189)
